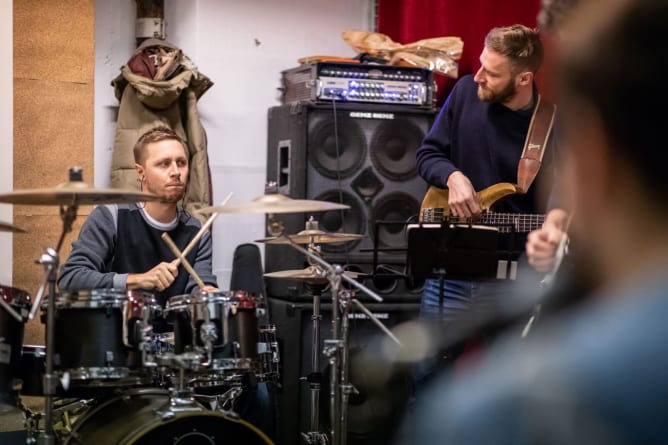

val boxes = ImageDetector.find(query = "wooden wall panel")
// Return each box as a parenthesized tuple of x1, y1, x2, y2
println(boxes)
(13, 0, 95, 345)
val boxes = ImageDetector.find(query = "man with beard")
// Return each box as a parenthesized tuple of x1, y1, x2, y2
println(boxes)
(58, 126, 218, 307)
(396, 0, 668, 442)
(413, 24, 555, 387)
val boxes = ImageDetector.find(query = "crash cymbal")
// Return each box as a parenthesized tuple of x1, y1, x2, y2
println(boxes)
(197, 194, 349, 215)
(0, 220, 26, 233)
(256, 229, 363, 245)
(0, 181, 161, 206)
(264, 267, 364, 284)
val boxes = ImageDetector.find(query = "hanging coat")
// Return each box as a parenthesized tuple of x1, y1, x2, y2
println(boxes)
(110, 42, 214, 221)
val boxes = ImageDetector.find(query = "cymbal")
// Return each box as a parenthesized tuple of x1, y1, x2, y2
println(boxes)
(0, 220, 26, 233)
(197, 194, 349, 215)
(257, 229, 363, 245)
(264, 267, 364, 284)
(0, 181, 161, 206)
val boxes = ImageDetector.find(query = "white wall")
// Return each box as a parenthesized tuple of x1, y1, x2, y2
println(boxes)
(0, 1, 13, 285)
(95, 0, 374, 289)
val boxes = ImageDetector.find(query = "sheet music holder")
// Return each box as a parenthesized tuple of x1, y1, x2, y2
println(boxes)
(405, 223, 500, 285)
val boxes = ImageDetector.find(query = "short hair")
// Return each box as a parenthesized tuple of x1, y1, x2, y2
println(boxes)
(537, 0, 580, 35)
(133, 126, 187, 164)
(485, 25, 544, 73)
(560, 0, 667, 196)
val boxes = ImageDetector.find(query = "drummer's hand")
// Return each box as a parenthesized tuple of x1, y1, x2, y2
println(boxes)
(199, 285, 219, 293)
(127, 260, 179, 292)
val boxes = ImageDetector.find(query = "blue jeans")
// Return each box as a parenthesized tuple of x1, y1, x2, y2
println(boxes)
(413, 276, 537, 388)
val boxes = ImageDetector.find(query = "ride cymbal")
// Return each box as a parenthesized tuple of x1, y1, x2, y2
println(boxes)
(0, 181, 161, 206)
(264, 266, 364, 284)
(256, 229, 363, 245)
(0, 220, 26, 233)
(197, 194, 349, 215)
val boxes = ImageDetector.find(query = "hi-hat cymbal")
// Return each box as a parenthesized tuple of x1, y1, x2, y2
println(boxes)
(257, 229, 363, 245)
(0, 181, 161, 206)
(197, 194, 349, 215)
(0, 220, 26, 233)
(264, 266, 364, 284)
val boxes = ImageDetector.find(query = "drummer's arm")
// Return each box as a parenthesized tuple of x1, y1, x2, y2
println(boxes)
(57, 205, 118, 291)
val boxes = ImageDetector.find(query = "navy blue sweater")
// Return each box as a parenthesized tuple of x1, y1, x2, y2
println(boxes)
(416, 75, 554, 215)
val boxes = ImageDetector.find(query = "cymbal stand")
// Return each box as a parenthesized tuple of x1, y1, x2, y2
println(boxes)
(273, 232, 397, 445)
(301, 278, 328, 445)
(28, 202, 77, 445)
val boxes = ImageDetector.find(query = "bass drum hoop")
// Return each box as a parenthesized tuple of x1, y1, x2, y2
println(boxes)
(63, 388, 273, 445)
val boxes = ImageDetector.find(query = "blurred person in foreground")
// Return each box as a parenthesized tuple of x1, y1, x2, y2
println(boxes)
(394, 0, 668, 443)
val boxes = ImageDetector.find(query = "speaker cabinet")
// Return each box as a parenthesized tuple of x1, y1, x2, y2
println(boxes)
(266, 103, 436, 301)
(268, 297, 419, 445)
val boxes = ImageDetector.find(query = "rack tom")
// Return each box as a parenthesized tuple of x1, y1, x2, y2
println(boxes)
(45, 288, 160, 393)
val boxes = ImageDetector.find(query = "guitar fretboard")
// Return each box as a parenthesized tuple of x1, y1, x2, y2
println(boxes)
(421, 208, 545, 233)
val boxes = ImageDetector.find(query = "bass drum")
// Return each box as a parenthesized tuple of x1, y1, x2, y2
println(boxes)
(63, 388, 273, 445)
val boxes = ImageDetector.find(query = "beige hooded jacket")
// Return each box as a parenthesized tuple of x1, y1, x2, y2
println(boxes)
(110, 42, 214, 221)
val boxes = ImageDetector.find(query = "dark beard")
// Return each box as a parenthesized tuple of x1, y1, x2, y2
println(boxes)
(477, 80, 517, 104)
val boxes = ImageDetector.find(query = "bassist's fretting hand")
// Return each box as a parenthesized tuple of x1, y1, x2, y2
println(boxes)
(446, 171, 482, 217)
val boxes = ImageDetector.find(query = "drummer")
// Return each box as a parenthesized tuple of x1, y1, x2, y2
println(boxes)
(57, 126, 219, 307)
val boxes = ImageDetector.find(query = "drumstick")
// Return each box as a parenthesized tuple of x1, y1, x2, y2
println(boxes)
(161, 232, 206, 289)
(175, 192, 233, 266)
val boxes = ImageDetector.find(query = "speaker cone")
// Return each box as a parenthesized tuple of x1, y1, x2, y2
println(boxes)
(370, 192, 420, 255)
(309, 115, 367, 179)
(370, 118, 424, 181)
(313, 190, 365, 254)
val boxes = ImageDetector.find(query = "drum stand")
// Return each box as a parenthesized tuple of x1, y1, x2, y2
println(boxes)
(301, 281, 327, 445)
(28, 203, 78, 445)
(267, 217, 401, 445)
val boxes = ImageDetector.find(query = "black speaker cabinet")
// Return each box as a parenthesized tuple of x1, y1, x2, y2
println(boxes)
(268, 297, 419, 445)
(265, 103, 436, 301)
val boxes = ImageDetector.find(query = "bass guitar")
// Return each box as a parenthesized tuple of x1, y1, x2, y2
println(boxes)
(419, 182, 545, 232)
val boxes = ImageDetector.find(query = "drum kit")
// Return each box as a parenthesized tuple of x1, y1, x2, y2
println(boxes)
(0, 169, 402, 445)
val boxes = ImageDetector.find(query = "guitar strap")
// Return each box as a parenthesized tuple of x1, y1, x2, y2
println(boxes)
(517, 94, 557, 193)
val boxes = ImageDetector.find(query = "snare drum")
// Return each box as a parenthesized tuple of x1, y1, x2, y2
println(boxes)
(164, 291, 271, 384)
(46, 289, 160, 391)
(0, 285, 30, 411)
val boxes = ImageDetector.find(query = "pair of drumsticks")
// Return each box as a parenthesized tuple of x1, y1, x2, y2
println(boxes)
(160, 192, 232, 289)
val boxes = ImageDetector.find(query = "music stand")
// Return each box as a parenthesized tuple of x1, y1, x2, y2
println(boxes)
(406, 223, 500, 283)
(406, 223, 501, 323)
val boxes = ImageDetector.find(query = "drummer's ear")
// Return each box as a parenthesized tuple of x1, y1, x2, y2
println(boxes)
(135, 163, 145, 181)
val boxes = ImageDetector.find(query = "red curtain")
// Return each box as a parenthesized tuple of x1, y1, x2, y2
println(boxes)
(377, 0, 542, 104)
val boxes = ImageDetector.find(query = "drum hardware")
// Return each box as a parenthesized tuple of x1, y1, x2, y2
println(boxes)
(156, 386, 206, 419)
(0, 290, 25, 323)
(0, 166, 161, 445)
(263, 216, 401, 445)
(194, 385, 244, 412)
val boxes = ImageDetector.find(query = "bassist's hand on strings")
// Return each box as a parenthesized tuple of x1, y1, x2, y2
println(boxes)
(446, 171, 481, 217)
(526, 208, 569, 273)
